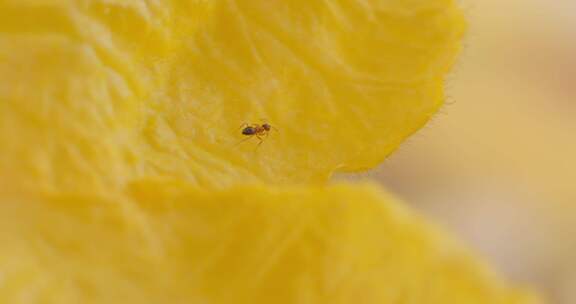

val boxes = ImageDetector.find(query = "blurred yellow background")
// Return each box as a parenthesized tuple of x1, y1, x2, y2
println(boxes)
(372, 0, 576, 303)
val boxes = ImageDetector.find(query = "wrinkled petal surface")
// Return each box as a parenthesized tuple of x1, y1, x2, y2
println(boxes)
(0, 0, 465, 189)
(0, 1, 542, 303)
(0, 183, 540, 303)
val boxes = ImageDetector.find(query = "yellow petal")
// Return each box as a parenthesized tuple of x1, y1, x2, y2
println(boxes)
(0, 183, 540, 303)
(0, 0, 465, 190)
(0, 2, 537, 303)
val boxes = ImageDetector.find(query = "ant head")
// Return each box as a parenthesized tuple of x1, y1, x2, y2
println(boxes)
(262, 123, 271, 131)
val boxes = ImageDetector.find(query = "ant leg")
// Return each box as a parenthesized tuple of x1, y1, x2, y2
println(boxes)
(239, 123, 249, 130)
(234, 135, 254, 146)
(256, 135, 264, 147)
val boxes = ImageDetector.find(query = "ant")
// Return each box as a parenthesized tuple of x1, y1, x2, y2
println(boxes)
(238, 122, 277, 147)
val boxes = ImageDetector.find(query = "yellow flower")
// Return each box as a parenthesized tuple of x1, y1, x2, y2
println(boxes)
(0, 1, 542, 303)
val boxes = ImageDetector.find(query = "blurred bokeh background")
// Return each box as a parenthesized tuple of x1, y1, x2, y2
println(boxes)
(359, 0, 575, 303)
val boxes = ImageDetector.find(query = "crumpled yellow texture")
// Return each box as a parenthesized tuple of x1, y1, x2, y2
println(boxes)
(0, 183, 538, 303)
(0, 0, 542, 303)
(0, 0, 464, 190)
